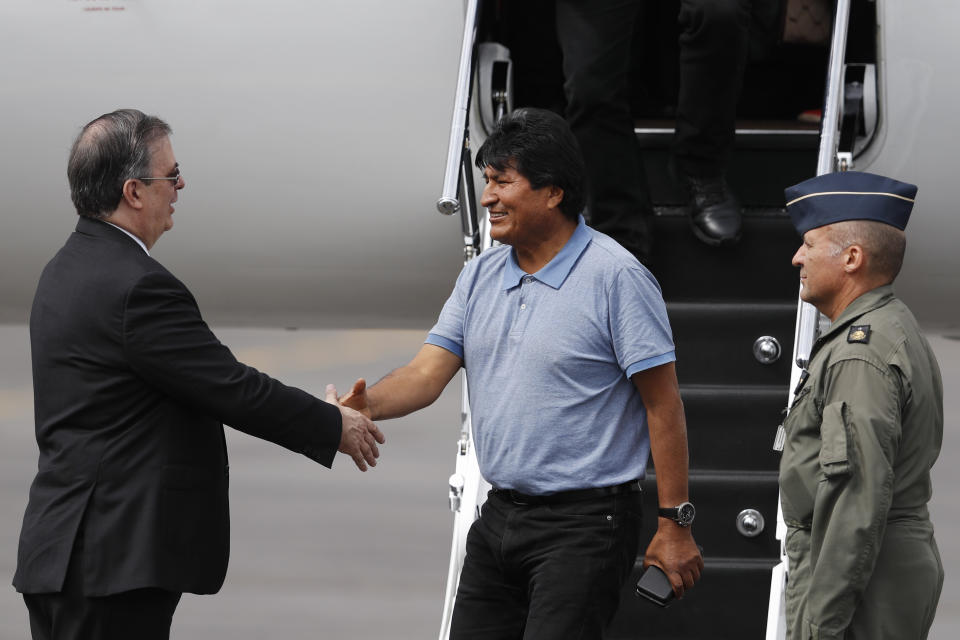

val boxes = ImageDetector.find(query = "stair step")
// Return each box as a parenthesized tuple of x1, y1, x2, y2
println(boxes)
(649, 210, 801, 302)
(623, 461, 780, 639)
(609, 555, 776, 639)
(655, 204, 787, 218)
(637, 127, 819, 207)
(682, 385, 787, 471)
(640, 471, 779, 561)
(668, 302, 796, 386)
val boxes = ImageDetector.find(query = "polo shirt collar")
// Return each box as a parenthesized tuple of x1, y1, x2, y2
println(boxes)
(501, 215, 592, 290)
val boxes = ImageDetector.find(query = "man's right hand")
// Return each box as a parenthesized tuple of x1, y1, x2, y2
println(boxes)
(326, 384, 384, 471)
(339, 378, 371, 417)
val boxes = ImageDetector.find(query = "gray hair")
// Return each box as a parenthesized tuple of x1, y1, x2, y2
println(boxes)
(67, 109, 172, 218)
(827, 219, 907, 282)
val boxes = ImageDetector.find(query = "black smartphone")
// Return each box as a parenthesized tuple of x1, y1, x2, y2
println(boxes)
(635, 565, 675, 607)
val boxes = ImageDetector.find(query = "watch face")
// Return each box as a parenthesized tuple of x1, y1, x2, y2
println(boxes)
(678, 502, 695, 526)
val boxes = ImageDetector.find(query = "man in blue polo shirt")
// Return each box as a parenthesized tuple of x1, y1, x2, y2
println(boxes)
(340, 108, 702, 638)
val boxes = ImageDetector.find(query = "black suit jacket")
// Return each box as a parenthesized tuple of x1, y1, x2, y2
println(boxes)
(14, 217, 342, 596)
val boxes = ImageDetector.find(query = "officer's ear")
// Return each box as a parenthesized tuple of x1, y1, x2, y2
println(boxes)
(120, 178, 146, 211)
(842, 243, 866, 274)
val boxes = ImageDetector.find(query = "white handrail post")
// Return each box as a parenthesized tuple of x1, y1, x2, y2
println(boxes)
(437, 0, 482, 217)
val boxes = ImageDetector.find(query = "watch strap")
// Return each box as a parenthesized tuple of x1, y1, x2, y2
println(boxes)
(658, 501, 695, 526)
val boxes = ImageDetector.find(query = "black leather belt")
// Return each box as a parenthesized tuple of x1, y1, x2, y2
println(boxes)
(492, 479, 642, 505)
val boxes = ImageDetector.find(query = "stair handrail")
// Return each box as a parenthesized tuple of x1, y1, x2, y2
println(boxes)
(437, 0, 482, 219)
(791, 0, 853, 379)
(768, 2, 853, 639)
(437, 4, 492, 640)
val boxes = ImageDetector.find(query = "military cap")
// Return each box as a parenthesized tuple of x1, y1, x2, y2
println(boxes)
(785, 171, 917, 235)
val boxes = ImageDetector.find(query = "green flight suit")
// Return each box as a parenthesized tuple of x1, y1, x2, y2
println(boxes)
(779, 285, 944, 640)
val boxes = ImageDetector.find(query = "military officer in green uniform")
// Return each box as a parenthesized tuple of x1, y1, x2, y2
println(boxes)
(779, 171, 944, 639)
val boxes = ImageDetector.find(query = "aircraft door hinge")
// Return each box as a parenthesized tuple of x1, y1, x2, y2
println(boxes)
(477, 42, 514, 134)
(837, 151, 853, 172)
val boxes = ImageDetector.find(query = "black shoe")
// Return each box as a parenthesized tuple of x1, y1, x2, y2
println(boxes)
(684, 175, 742, 246)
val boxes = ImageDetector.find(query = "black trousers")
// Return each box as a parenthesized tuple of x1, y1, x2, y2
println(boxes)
(556, 0, 650, 255)
(673, 0, 751, 178)
(555, 0, 750, 252)
(23, 534, 182, 640)
(450, 489, 642, 640)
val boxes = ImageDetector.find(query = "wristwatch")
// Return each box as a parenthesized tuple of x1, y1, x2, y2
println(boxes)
(658, 501, 695, 527)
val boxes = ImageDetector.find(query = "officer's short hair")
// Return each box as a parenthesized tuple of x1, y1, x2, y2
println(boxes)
(828, 220, 907, 282)
(475, 108, 586, 221)
(68, 109, 172, 219)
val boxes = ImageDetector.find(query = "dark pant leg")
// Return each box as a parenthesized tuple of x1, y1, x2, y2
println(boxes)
(674, 0, 751, 177)
(450, 494, 528, 639)
(451, 491, 642, 640)
(23, 533, 181, 640)
(25, 590, 181, 640)
(555, 0, 652, 256)
(521, 494, 642, 640)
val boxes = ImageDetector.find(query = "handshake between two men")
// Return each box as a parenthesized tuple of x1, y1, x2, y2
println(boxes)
(327, 382, 385, 472)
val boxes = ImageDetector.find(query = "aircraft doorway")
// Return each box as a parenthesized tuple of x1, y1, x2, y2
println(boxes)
(459, 1, 881, 638)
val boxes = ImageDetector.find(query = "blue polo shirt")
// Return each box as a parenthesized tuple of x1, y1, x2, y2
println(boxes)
(426, 217, 675, 494)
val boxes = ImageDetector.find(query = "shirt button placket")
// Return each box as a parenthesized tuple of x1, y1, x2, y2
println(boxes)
(515, 276, 534, 334)
(521, 276, 533, 313)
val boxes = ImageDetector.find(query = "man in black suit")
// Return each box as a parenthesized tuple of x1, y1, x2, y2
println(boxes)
(13, 109, 385, 640)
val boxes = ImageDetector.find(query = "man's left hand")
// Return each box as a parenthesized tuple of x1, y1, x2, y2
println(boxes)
(642, 524, 703, 598)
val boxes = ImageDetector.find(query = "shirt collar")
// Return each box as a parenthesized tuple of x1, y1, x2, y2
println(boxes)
(501, 215, 592, 290)
(816, 284, 896, 345)
(103, 221, 150, 255)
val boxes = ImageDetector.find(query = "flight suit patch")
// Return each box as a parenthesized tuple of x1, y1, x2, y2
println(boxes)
(847, 325, 871, 344)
